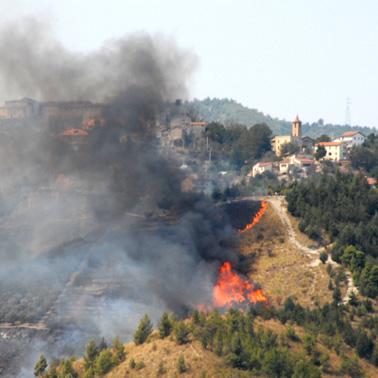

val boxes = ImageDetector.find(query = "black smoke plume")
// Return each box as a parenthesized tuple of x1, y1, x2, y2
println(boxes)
(0, 18, 238, 376)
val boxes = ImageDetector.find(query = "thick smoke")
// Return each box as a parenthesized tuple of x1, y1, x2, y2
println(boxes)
(0, 18, 194, 104)
(0, 18, 238, 376)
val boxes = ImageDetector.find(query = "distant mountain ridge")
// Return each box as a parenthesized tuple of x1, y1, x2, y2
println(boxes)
(185, 98, 375, 138)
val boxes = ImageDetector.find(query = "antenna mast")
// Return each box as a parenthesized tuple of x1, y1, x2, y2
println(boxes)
(345, 97, 351, 126)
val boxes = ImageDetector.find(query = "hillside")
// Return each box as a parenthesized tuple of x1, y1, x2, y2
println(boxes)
(185, 98, 375, 138)
(34, 198, 378, 378)
(42, 311, 377, 378)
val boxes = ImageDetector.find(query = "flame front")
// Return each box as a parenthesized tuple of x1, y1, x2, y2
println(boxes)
(239, 200, 268, 233)
(213, 262, 268, 308)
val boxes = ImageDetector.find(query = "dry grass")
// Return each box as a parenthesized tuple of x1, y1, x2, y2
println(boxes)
(104, 333, 251, 378)
(239, 204, 333, 307)
(71, 324, 378, 378)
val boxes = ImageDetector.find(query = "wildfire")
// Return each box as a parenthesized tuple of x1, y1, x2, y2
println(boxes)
(213, 262, 268, 308)
(239, 200, 268, 233)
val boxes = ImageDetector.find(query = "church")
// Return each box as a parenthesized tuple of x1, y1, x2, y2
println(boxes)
(271, 116, 312, 155)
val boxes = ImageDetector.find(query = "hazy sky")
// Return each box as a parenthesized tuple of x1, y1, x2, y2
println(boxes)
(3, 0, 378, 127)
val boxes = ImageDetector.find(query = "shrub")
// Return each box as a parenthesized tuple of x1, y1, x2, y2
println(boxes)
(129, 358, 136, 369)
(319, 252, 328, 264)
(177, 355, 187, 374)
(285, 325, 299, 342)
(157, 362, 166, 375)
(136, 360, 145, 370)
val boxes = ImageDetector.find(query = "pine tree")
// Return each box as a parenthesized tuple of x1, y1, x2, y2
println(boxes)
(158, 312, 173, 338)
(94, 349, 113, 375)
(112, 337, 126, 363)
(174, 322, 191, 345)
(34, 354, 48, 377)
(84, 340, 98, 369)
(134, 314, 153, 345)
(60, 359, 78, 378)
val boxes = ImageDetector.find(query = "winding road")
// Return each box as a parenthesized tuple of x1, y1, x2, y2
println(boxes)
(263, 196, 358, 304)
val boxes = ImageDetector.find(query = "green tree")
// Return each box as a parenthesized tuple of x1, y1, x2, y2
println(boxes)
(94, 349, 113, 375)
(134, 314, 153, 345)
(46, 362, 58, 378)
(281, 142, 300, 156)
(332, 286, 342, 304)
(315, 134, 330, 143)
(303, 334, 316, 356)
(355, 331, 374, 359)
(359, 263, 378, 298)
(315, 145, 326, 160)
(59, 359, 78, 378)
(34, 354, 48, 377)
(84, 340, 98, 369)
(285, 325, 299, 342)
(112, 337, 125, 363)
(83, 367, 95, 378)
(262, 348, 294, 378)
(293, 360, 321, 378)
(341, 245, 365, 272)
(340, 356, 363, 378)
(158, 312, 173, 338)
(348, 291, 359, 306)
(174, 322, 191, 345)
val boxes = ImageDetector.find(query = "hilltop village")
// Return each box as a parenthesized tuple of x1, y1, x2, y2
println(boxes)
(0, 97, 376, 194)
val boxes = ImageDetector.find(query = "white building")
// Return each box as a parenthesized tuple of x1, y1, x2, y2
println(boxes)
(315, 142, 346, 161)
(334, 131, 365, 149)
(279, 154, 315, 175)
(248, 162, 274, 178)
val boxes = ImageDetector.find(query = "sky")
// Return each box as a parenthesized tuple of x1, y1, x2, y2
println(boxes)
(2, 0, 378, 127)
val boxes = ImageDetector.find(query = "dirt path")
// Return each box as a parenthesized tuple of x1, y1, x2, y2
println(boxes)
(0, 322, 47, 330)
(262, 196, 358, 304)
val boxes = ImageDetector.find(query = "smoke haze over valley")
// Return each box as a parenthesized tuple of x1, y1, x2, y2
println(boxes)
(0, 17, 242, 376)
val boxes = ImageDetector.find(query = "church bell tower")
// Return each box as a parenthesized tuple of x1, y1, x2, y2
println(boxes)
(292, 115, 302, 138)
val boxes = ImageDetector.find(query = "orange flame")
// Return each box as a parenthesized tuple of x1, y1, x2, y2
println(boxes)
(213, 262, 268, 308)
(239, 201, 268, 233)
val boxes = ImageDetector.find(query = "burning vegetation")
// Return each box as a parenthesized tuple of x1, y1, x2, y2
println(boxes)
(213, 261, 268, 308)
(239, 200, 268, 233)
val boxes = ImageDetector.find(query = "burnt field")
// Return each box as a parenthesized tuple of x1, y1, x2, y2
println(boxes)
(222, 199, 262, 230)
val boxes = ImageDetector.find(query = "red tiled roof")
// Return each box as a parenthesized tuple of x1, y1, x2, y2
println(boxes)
(342, 131, 359, 137)
(298, 158, 314, 163)
(62, 128, 89, 137)
(256, 162, 273, 167)
(367, 177, 377, 186)
(316, 142, 342, 147)
(190, 121, 208, 126)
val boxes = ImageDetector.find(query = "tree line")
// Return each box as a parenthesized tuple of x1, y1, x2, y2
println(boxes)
(34, 295, 378, 377)
(286, 171, 378, 298)
(204, 122, 273, 169)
